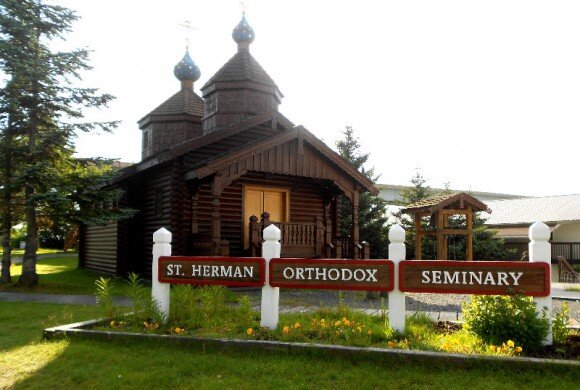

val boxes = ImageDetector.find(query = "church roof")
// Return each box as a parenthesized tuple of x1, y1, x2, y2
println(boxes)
(138, 88, 204, 125)
(201, 49, 281, 96)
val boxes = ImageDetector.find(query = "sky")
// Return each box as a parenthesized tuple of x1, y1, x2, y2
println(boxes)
(53, 0, 580, 197)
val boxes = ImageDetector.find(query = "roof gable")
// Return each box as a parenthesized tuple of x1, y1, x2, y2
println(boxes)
(115, 112, 293, 182)
(186, 126, 377, 197)
(403, 192, 490, 214)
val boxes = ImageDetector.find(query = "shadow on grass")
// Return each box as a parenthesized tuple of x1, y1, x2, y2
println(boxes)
(0, 256, 148, 296)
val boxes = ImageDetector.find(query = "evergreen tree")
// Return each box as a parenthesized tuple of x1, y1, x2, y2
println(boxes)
(0, 0, 122, 286)
(335, 126, 389, 258)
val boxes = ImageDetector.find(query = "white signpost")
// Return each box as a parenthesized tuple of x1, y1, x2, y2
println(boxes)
(151, 221, 553, 344)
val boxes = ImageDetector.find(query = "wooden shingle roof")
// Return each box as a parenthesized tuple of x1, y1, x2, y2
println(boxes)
(403, 192, 490, 214)
(201, 50, 282, 98)
(138, 88, 204, 126)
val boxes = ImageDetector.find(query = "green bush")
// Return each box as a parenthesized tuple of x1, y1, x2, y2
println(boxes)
(552, 302, 570, 344)
(95, 277, 116, 319)
(462, 294, 549, 351)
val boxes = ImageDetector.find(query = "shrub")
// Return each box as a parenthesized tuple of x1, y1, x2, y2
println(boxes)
(95, 277, 116, 318)
(552, 302, 570, 344)
(462, 294, 549, 350)
(126, 272, 164, 323)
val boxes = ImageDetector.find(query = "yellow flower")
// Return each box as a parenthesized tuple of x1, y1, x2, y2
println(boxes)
(143, 321, 149, 328)
(174, 327, 183, 334)
(110, 321, 116, 327)
(367, 330, 372, 336)
(334, 321, 341, 327)
(357, 326, 362, 332)
(387, 341, 397, 348)
(246, 328, 254, 335)
(515, 346, 522, 353)
(293, 322, 301, 329)
(507, 340, 515, 348)
(319, 319, 325, 324)
(150, 322, 159, 330)
(283, 326, 290, 334)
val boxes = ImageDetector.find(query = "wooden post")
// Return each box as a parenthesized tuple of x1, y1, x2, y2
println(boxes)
(152, 228, 171, 320)
(352, 190, 360, 260)
(466, 206, 473, 260)
(388, 224, 406, 333)
(261, 225, 281, 329)
(249, 215, 260, 257)
(529, 221, 552, 345)
(210, 175, 222, 256)
(361, 241, 370, 259)
(335, 237, 343, 259)
(315, 216, 324, 257)
(436, 211, 445, 260)
(414, 214, 422, 260)
(261, 212, 271, 228)
(324, 200, 333, 257)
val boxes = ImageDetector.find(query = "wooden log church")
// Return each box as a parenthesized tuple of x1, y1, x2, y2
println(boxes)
(79, 15, 378, 276)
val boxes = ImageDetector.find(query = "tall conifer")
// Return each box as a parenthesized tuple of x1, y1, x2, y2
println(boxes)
(0, 0, 119, 286)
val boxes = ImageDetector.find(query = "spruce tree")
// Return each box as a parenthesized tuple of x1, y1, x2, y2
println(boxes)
(335, 126, 389, 258)
(0, 0, 120, 286)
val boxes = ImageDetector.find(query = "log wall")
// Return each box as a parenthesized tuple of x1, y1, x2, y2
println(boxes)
(82, 222, 118, 274)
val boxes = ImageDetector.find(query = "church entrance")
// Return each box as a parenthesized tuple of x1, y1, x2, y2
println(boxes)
(243, 186, 289, 248)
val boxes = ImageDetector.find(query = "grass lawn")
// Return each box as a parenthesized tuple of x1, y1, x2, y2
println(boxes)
(1, 301, 579, 389)
(0, 255, 146, 296)
(0, 248, 64, 256)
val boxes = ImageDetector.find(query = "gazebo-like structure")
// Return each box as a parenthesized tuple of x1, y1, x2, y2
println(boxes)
(402, 193, 490, 260)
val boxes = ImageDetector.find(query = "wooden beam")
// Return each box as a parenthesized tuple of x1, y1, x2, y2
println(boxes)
(466, 205, 473, 261)
(437, 211, 445, 260)
(210, 174, 222, 256)
(352, 190, 360, 259)
(415, 215, 422, 260)
(441, 209, 470, 216)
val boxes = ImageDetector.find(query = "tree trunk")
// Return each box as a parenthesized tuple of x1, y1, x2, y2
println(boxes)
(17, 22, 42, 287)
(18, 184, 38, 286)
(0, 117, 14, 284)
(0, 228, 11, 284)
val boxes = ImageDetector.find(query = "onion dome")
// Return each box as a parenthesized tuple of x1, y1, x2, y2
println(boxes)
(232, 13, 255, 50)
(173, 49, 201, 82)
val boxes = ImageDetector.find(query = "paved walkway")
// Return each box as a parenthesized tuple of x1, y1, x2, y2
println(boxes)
(551, 283, 580, 301)
(0, 292, 130, 306)
(11, 252, 78, 264)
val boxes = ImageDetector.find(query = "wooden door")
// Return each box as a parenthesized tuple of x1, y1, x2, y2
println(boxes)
(264, 191, 285, 222)
(243, 186, 289, 248)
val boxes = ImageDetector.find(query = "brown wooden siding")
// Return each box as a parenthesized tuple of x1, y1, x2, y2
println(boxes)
(83, 222, 118, 274)
(139, 164, 173, 277)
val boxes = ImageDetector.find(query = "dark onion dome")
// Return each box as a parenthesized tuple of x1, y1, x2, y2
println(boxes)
(173, 49, 201, 82)
(232, 13, 255, 45)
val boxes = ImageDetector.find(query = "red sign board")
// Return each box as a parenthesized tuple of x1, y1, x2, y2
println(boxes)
(269, 258, 394, 292)
(158, 256, 265, 287)
(399, 260, 550, 296)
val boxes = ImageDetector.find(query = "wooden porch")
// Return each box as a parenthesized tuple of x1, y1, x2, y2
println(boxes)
(248, 212, 370, 259)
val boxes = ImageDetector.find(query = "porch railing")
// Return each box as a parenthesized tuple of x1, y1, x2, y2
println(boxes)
(249, 212, 369, 259)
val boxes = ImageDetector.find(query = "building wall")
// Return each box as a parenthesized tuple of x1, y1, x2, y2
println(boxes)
(82, 222, 119, 274)
(553, 223, 580, 242)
